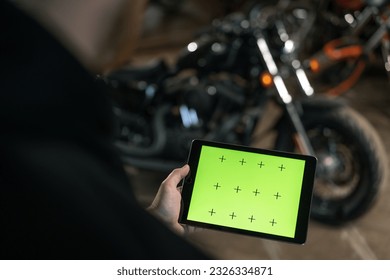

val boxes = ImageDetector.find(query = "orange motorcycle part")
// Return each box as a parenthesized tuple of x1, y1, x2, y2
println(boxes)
(334, 0, 364, 11)
(326, 59, 366, 96)
(324, 38, 363, 61)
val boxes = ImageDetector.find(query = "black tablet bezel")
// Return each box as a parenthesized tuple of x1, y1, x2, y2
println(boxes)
(179, 139, 317, 244)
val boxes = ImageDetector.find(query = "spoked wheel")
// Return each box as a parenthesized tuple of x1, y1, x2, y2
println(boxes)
(275, 104, 387, 224)
(307, 121, 366, 221)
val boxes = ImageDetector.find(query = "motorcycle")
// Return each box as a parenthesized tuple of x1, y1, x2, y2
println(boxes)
(102, 8, 387, 225)
(250, 0, 390, 95)
(307, 0, 390, 95)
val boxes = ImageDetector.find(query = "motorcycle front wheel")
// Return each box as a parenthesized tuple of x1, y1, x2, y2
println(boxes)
(275, 104, 388, 224)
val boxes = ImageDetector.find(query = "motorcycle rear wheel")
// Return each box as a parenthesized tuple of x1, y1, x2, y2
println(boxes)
(275, 105, 387, 224)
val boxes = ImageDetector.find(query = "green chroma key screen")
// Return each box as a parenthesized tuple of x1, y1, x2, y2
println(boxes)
(180, 140, 317, 244)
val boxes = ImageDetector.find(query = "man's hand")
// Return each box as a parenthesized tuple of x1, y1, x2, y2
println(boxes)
(147, 164, 189, 235)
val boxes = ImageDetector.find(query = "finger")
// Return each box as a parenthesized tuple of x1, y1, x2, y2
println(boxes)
(183, 224, 203, 235)
(164, 164, 190, 187)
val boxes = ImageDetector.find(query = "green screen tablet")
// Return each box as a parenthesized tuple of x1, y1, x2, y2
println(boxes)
(179, 139, 317, 244)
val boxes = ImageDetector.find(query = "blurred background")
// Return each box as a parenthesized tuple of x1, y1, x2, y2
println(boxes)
(114, 0, 390, 259)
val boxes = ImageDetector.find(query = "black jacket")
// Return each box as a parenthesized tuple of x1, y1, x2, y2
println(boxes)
(0, 0, 207, 259)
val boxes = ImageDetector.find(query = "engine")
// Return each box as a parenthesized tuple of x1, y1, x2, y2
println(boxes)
(160, 73, 247, 160)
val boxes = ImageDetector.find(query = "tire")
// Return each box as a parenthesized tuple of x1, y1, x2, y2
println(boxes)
(275, 104, 388, 225)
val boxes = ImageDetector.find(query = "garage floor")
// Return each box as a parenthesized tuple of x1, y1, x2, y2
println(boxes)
(127, 1, 390, 259)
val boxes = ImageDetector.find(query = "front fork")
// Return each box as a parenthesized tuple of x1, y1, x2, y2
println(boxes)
(256, 32, 316, 156)
(285, 102, 316, 156)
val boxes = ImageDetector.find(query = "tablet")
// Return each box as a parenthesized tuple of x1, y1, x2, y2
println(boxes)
(179, 139, 317, 244)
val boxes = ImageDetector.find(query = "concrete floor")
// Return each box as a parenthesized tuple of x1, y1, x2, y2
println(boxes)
(127, 1, 390, 259)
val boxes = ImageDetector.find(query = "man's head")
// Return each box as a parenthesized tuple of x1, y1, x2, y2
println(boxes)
(13, 0, 147, 73)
